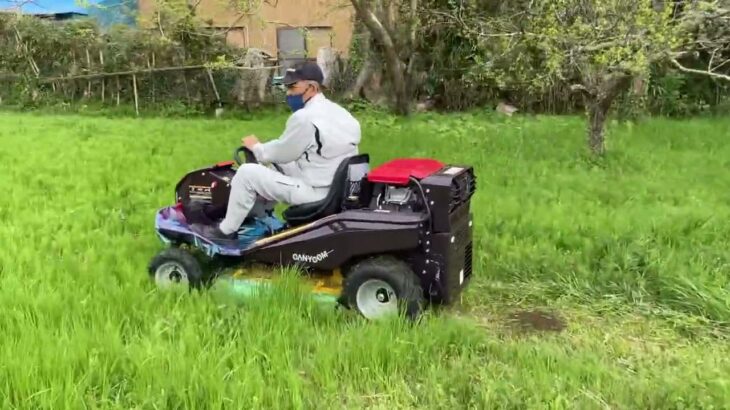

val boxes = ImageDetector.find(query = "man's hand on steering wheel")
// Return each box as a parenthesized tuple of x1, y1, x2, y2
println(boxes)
(242, 135, 259, 150)
(234, 139, 258, 165)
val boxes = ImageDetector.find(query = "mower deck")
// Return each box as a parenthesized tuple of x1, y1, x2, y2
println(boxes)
(225, 266, 344, 298)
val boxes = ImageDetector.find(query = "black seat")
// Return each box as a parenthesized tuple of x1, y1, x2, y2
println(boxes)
(283, 154, 369, 226)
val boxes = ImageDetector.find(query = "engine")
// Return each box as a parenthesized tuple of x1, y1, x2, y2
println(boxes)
(369, 184, 422, 212)
(363, 158, 476, 227)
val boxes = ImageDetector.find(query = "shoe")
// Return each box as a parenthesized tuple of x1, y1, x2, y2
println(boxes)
(190, 223, 238, 243)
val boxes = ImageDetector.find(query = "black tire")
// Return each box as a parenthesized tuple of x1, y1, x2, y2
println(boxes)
(342, 255, 425, 321)
(148, 247, 206, 290)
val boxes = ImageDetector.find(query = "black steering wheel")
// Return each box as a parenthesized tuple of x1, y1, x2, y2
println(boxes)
(233, 146, 257, 166)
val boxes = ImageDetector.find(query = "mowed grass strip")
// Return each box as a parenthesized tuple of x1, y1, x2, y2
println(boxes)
(0, 111, 728, 408)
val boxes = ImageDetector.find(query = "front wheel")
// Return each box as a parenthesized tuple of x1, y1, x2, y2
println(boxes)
(148, 247, 206, 290)
(342, 256, 425, 320)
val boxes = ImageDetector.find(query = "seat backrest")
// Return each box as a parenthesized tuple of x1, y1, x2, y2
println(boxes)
(319, 153, 370, 215)
(282, 153, 370, 226)
(343, 155, 370, 207)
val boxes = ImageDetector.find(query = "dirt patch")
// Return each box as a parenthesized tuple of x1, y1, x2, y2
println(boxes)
(453, 306, 569, 337)
(506, 309, 567, 334)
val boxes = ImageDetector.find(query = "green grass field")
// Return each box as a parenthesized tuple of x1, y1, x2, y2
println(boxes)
(1, 110, 729, 408)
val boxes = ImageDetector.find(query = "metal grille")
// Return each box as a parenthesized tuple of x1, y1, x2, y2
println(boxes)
(450, 170, 476, 212)
(464, 241, 473, 279)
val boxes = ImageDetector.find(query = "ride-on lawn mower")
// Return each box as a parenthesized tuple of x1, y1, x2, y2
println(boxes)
(149, 146, 476, 320)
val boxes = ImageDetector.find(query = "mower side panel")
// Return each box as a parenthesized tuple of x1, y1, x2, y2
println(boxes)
(244, 210, 426, 271)
(404, 206, 473, 305)
(420, 165, 476, 234)
(414, 166, 476, 304)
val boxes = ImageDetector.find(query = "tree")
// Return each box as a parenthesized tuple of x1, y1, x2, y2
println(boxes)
(349, 0, 420, 115)
(434, 0, 730, 155)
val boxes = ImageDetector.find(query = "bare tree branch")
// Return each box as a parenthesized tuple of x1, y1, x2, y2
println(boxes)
(570, 83, 592, 95)
(671, 58, 730, 81)
(409, 0, 418, 48)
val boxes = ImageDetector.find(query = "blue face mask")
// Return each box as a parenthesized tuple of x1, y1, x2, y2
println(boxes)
(286, 93, 306, 112)
(286, 84, 313, 112)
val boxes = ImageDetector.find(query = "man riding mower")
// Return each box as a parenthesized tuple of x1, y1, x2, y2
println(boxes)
(149, 63, 477, 320)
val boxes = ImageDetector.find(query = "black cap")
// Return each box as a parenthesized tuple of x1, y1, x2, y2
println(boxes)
(282, 62, 324, 86)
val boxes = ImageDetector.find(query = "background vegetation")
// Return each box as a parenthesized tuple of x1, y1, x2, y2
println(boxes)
(1, 1, 728, 123)
(0, 5, 280, 115)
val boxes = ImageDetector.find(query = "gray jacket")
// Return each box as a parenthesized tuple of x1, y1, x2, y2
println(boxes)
(251, 93, 361, 188)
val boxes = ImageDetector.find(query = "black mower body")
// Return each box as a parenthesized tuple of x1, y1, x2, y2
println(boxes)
(247, 210, 425, 270)
(159, 155, 476, 305)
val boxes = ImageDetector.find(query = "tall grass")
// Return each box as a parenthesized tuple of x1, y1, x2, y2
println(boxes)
(383, 113, 730, 321)
(0, 111, 728, 408)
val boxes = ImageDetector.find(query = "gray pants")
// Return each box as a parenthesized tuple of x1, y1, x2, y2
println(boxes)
(219, 163, 329, 234)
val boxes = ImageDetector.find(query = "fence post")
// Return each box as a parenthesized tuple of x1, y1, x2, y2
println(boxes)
(132, 74, 139, 116)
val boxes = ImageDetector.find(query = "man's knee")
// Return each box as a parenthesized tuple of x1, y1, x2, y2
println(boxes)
(232, 163, 268, 188)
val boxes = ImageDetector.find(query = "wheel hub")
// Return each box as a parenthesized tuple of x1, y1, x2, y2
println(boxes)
(356, 279, 397, 319)
(155, 262, 190, 289)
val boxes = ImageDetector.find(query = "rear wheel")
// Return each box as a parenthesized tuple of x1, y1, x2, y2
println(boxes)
(148, 247, 206, 290)
(342, 256, 424, 320)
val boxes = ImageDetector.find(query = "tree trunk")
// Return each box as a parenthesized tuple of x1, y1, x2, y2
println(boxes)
(389, 58, 409, 115)
(582, 75, 631, 155)
(587, 101, 608, 155)
(347, 56, 376, 99)
(346, 24, 374, 100)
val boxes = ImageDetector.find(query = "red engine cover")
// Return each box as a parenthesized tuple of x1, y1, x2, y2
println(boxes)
(367, 158, 445, 186)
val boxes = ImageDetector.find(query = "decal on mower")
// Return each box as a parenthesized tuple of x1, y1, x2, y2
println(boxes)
(189, 185, 212, 201)
(292, 250, 334, 264)
(442, 166, 464, 175)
